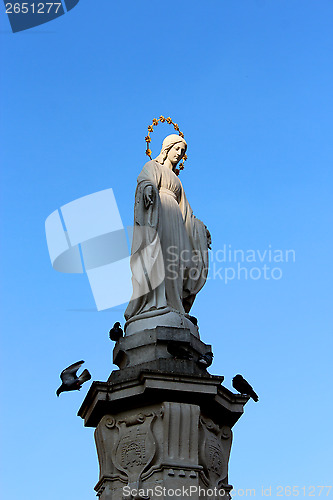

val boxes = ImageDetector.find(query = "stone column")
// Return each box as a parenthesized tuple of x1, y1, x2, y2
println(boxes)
(78, 326, 248, 500)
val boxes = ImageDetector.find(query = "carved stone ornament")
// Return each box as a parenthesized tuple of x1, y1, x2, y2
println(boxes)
(95, 410, 163, 499)
(199, 416, 233, 490)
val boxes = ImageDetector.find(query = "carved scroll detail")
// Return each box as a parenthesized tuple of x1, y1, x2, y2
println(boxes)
(95, 409, 163, 492)
(199, 416, 233, 490)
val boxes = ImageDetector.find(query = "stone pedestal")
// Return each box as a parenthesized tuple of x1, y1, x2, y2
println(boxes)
(78, 326, 248, 500)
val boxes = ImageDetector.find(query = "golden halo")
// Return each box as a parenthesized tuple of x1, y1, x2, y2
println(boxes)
(145, 116, 188, 176)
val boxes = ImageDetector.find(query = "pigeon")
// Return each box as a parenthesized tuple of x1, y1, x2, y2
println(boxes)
(167, 342, 193, 360)
(197, 351, 214, 368)
(187, 315, 198, 326)
(56, 360, 91, 397)
(232, 374, 259, 402)
(109, 322, 123, 342)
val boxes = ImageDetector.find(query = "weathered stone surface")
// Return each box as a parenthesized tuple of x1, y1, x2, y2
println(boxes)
(78, 362, 247, 428)
(125, 310, 200, 338)
(113, 325, 211, 369)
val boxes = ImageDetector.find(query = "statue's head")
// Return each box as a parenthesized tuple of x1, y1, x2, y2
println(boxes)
(155, 134, 187, 168)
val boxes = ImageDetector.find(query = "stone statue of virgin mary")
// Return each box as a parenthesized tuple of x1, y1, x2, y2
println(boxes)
(124, 134, 210, 335)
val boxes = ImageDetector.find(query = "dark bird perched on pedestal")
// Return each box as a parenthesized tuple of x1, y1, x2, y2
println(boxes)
(232, 374, 259, 402)
(187, 315, 198, 326)
(109, 322, 123, 342)
(167, 341, 193, 360)
(56, 360, 91, 397)
(197, 351, 214, 368)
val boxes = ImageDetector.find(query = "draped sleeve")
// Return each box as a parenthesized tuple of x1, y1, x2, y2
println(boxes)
(125, 161, 166, 320)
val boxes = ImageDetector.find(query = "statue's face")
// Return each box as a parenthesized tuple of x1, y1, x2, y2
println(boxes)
(167, 142, 186, 166)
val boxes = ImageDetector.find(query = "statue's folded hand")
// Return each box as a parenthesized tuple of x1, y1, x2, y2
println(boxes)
(143, 185, 154, 209)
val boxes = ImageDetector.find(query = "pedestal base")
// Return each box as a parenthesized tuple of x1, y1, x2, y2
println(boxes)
(78, 355, 249, 500)
(93, 402, 234, 500)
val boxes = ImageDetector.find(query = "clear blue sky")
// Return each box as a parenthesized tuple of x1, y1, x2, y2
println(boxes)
(1, 1, 332, 499)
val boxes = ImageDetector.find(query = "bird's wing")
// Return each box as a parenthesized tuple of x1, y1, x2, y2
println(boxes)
(60, 360, 84, 383)
(249, 388, 259, 402)
(233, 376, 251, 392)
(237, 377, 259, 401)
(78, 369, 91, 385)
(242, 379, 254, 393)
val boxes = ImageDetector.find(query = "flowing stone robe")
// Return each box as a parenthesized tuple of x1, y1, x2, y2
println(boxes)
(125, 160, 209, 321)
